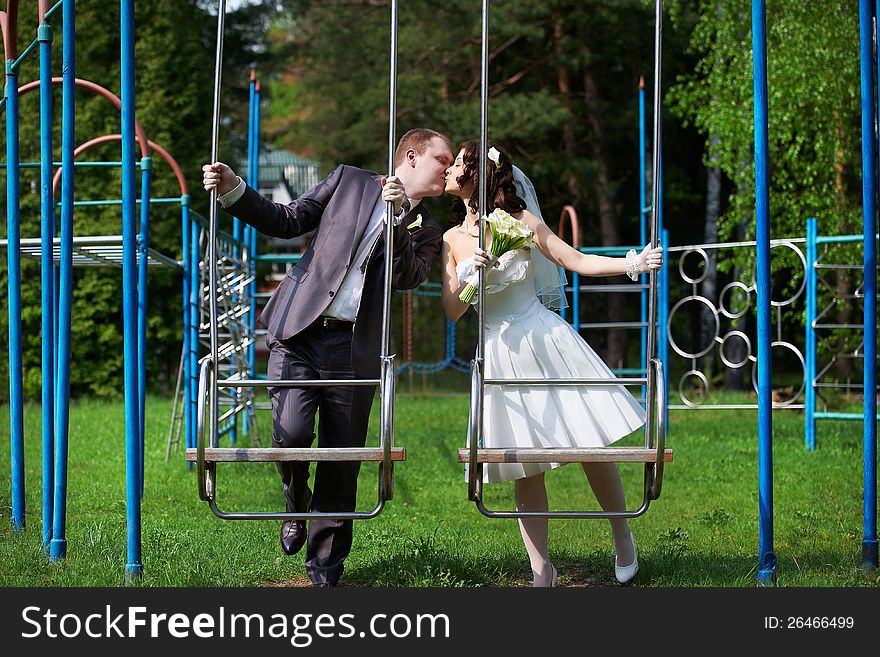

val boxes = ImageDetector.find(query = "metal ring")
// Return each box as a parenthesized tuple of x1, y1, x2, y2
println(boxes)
(667, 295, 720, 358)
(749, 340, 806, 406)
(718, 330, 752, 369)
(678, 369, 709, 408)
(718, 281, 752, 319)
(749, 241, 808, 307)
(678, 248, 710, 285)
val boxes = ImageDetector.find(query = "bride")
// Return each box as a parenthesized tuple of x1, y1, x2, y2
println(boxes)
(440, 140, 663, 587)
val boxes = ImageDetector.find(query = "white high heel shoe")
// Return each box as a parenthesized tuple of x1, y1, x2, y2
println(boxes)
(614, 531, 639, 584)
(533, 564, 557, 588)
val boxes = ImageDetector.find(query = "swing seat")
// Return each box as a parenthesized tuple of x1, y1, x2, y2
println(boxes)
(457, 446, 671, 464)
(187, 446, 405, 463)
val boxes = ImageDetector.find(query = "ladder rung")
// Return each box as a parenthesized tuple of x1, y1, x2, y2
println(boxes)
(186, 447, 405, 462)
(457, 447, 672, 464)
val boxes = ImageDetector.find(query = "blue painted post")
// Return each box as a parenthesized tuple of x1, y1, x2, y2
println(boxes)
(639, 76, 648, 402)
(249, 81, 260, 383)
(189, 216, 199, 454)
(51, 0, 76, 562)
(753, 0, 776, 586)
(137, 157, 152, 497)
(38, 21, 55, 549)
(5, 58, 25, 534)
(240, 72, 256, 439)
(121, 0, 143, 582)
(864, 0, 879, 573)
(805, 217, 817, 451)
(660, 228, 669, 433)
(181, 195, 192, 453)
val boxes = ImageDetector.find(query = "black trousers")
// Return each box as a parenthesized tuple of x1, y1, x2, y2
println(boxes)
(266, 320, 375, 586)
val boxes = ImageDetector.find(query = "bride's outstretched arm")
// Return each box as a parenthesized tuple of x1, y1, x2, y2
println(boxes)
(520, 210, 663, 278)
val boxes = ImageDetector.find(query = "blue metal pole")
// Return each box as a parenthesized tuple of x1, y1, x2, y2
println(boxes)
(639, 76, 648, 402)
(660, 228, 669, 434)
(753, 0, 776, 586)
(137, 157, 152, 497)
(248, 82, 260, 387)
(240, 75, 257, 439)
(658, 118, 666, 427)
(38, 21, 55, 549)
(5, 60, 25, 534)
(121, 0, 143, 582)
(864, 0, 879, 573)
(805, 217, 817, 451)
(51, 0, 76, 562)
(181, 195, 192, 454)
(189, 215, 199, 455)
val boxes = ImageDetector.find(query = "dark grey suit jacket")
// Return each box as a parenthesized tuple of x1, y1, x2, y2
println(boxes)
(228, 164, 443, 377)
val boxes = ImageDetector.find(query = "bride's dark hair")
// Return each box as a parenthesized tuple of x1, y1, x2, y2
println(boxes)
(451, 140, 526, 223)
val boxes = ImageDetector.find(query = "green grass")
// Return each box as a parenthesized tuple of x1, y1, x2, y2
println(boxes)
(0, 393, 877, 587)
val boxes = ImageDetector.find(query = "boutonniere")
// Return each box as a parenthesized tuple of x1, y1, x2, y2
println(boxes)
(407, 214, 423, 230)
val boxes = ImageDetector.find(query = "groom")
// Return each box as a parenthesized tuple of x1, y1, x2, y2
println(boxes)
(202, 128, 453, 586)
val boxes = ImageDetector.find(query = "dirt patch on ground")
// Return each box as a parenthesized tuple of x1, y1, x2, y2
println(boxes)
(264, 576, 319, 588)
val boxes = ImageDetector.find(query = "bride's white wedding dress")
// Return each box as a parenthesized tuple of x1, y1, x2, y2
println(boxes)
(457, 248, 646, 483)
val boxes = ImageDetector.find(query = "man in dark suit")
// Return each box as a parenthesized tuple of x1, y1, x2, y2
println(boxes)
(202, 129, 453, 586)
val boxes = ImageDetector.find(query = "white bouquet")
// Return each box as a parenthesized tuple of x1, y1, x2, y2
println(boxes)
(459, 208, 533, 304)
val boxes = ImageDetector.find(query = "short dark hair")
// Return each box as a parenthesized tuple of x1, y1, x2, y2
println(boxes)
(452, 139, 526, 223)
(394, 128, 451, 166)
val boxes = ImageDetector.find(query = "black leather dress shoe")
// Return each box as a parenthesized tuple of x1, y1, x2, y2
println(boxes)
(280, 519, 307, 555)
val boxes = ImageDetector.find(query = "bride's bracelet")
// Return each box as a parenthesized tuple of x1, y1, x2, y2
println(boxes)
(625, 249, 640, 281)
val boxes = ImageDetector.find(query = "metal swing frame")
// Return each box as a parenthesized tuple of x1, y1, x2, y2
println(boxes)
(459, 0, 671, 519)
(187, 0, 404, 521)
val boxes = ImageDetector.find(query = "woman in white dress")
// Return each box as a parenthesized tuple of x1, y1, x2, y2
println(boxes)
(440, 140, 663, 587)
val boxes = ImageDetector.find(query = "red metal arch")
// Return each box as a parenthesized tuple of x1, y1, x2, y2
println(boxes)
(53, 133, 189, 197)
(0, 1, 20, 61)
(558, 205, 580, 249)
(18, 77, 150, 157)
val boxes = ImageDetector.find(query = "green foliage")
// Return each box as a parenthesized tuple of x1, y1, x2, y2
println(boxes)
(0, 1, 274, 400)
(668, 0, 862, 248)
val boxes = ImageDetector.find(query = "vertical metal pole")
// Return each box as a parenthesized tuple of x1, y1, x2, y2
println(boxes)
(208, 1, 228, 460)
(52, 0, 76, 562)
(639, 75, 648, 403)
(377, 0, 400, 487)
(753, 0, 776, 586)
(805, 217, 817, 451)
(863, 0, 879, 573)
(181, 195, 191, 454)
(5, 57, 24, 534)
(644, 0, 662, 451)
(38, 20, 55, 548)
(249, 82, 260, 384)
(121, 0, 142, 582)
(242, 72, 256, 439)
(138, 156, 152, 496)
(477, 0, 489, 428)
(381, 1, 399, 357)
(660, 227, 669, 434)
(189, 214, 199, 454)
